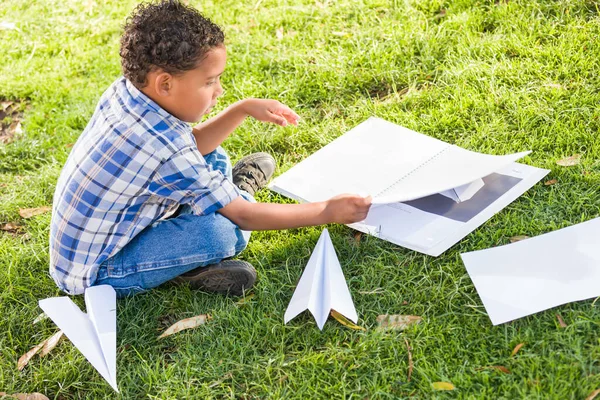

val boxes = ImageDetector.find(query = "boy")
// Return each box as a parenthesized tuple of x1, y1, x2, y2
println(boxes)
(50, 0, 371, 297)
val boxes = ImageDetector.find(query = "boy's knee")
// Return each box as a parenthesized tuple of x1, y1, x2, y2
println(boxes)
(201, 213, 249, 254)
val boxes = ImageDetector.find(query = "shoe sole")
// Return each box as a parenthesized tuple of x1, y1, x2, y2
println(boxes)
(180, 260, 257, 296)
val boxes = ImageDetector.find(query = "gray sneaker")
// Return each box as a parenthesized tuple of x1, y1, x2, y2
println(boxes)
(172, 260, 257, 296)
(232, 152, 276, 196)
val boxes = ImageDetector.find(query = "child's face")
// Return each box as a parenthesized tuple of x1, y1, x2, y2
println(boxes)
(164, 46, 227, 122)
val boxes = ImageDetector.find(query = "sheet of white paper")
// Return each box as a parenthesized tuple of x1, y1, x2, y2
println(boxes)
(460, 217, 600, 325)
(284, 229, 358, 330)
(269, 117, 530, 204)
(348, 163, 549, 256)
(39, 285, 118, 392)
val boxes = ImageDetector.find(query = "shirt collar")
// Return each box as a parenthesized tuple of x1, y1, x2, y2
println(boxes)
(124, 77, 190, 131)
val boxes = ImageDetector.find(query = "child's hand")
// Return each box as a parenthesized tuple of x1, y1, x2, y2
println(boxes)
(241, 98, 300, 127)
(323, 194, 372, 224)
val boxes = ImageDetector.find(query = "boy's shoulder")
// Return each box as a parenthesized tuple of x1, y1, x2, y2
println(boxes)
(92, 77, 195, 158)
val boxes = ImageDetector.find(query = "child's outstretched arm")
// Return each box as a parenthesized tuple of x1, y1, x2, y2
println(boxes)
(217, 194, 372, 231)
(193, 99, 299, 155)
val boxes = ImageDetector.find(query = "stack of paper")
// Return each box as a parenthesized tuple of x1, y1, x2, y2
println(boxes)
(269, 117, 549, 256)
(461, 217, 600, 325)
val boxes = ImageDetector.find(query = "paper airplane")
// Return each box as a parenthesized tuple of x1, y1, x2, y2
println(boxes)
(39, 285, 118, 392)
(284, 229, 358, 330)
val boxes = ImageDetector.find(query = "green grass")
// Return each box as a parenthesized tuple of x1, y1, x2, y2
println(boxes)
(1, 0, 600, 398)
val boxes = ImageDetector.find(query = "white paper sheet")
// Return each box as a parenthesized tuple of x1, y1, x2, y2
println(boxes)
(269, 117, 530, 204)
(461, 217, 600, 325)
(284, 229, 358, 330)
(349, 163, 549, 256)
(269, 117, 548, 256)
(39, 285, 118, 392)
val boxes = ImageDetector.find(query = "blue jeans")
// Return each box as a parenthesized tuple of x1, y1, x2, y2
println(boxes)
(94, 147, 253, 297)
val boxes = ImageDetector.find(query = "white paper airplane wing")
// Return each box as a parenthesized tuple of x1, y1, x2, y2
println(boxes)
(85, 285, 118, 392)
(323, 231, 358, 324)
(39, 295, 116, 391)
(284, 229, 328, 326)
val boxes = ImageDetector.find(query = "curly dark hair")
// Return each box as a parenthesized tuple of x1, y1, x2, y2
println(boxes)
(120, 0, 225, 88)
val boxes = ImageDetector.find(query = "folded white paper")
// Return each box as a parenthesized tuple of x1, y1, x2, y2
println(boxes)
(270, 117, 549, 256)
(461, 217, 600, 325)
(284, 229, 358, 330)
(39, 285, 118, 392)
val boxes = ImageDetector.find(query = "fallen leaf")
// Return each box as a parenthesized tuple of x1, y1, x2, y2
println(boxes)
(330, 310, 366, 331)
(235, 293, 255, 306)
(40, 330, 63, 356)
(509, 235, 529, 243)
(556, 154, 581, 167)
(404, 338, 413, 382)
(32, 312, 47, 324)
(432, 382, 455, 391)
(376, 314, 421, 330)
(543, 83, 564, 89)
(17, 342, 45, 371)
(19, 206, 51, 219)
(544, 179, 558, 186)
(275, 27, 284, 40)
(0, 222, 22, 233)
(353, 231, 363, 244)
(586, 388, 600, 400)
(65, 143, 74, 148)
(476, 365, 511, 374)
(511, 342, 524, 356)
(0, 393, 49, 400)
(1, 101, 13, 111)
(158, 314, 211, 338)
(556, 313, 567, 328)
(0, 22, 16, 30)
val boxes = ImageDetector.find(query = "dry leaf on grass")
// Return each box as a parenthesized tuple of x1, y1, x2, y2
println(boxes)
(432, 382, 455, 391)
(1, 101, 14, 111)
(404, 338, 413, 382)
(17, 330, 63, 370)
(19, 206, 51, 219)
(158, 314, 211, 339)
(556, 313, 567, 328)
(511, 342, 525, 356)
(376, 314, 421, 330)
(275, 27, 284, 40)
(0, 393, 49, 400)
(556, 154, 581, 167)
(544, 179, 558, 186)
(17, 341, 45, 371)
(509, 235, 529, 243)
(0, 222, 22, 233)
(40, 330, 63, 356)
(353, 231, 363, 244)
(330, 310, 365, 331)
(586, 388, 600, 400)
(476, 365, 511, 374)
(32, 312, 47, 325)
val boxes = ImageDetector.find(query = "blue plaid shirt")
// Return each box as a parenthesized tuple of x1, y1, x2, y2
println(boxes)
(50, 77, 241, 295)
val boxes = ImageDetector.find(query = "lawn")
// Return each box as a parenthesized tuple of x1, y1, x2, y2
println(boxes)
(1, 0, 600, 398)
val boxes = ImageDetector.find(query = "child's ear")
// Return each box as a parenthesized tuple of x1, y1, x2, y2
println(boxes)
(155, 72, 173, 97)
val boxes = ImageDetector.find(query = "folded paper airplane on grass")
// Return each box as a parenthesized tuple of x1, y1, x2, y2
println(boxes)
(284, 229, 358, 330)
(461, 217, 600, 325)
(269, 117, 549, 256)
(39, 285, 118, 392)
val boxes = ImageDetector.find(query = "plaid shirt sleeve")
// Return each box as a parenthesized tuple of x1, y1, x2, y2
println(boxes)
(149, 145, 241, 215)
